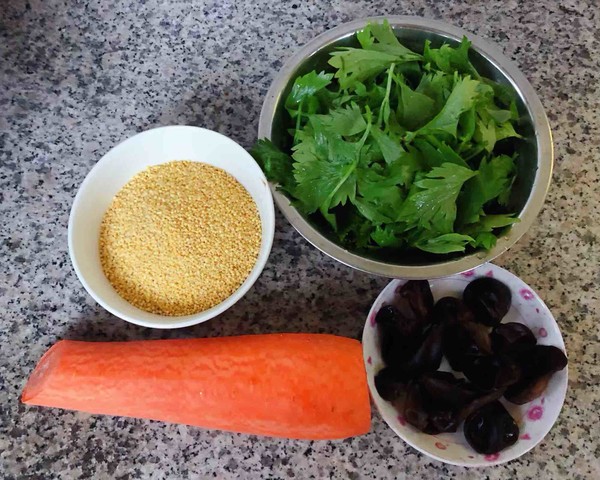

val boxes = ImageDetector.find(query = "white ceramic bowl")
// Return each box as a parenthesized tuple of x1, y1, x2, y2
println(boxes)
(68, 125, 275, 329)
(362, 264, 568, 467)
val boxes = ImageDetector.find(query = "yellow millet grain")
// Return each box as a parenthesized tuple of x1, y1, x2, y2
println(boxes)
(99, 160, 262, 316)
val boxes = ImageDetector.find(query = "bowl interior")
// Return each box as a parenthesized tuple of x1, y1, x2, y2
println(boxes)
(68, 126, 274, 329)
(362, 264, 568, 466)
(264, 18, 546, 272)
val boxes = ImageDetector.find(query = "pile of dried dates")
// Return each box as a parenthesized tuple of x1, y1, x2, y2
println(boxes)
(375, 278, 568, 455)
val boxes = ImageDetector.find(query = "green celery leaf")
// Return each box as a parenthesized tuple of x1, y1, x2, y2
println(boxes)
(352, 80, 389, 116)
(356, 24, 375, 49)
(293, 138, 358, 213)
(314, 103, 367, 136)
(250, 139, 295, 194)
(495, 120, 522, 142)
(414, 233, 475, 254)
(397, 162, 478, 233)
(354, 81, 368, 96)
(329, 47, 420, 90)
(395, 61, 422, 85)
(415, 71, 453, 111)
(370, 126, 404, 164)
(319, 204, 338, 230)
(497, 173, 516, 206)
(285, 71, 333, 114)
(474, 117, 497, 152)
(413, 138, 468, 168)
(388, 148, 423, 183)
(337, 206, 374, 248)
(482, 78, 518, 107)
(357, 20, 422, 58)
(463, 214, 520, 234)
(509, 100, 519, 121)
(458, 155, 516, 225)
(331, 92, 355, 108)
(409, 76, 480, 139)
(353, 196, 397, 224)
(354, 160, 411, 223)
(397, 78, 436, 130)
(461, 144, 486, 162)
(486, 106, 513, 124)
(293, 118, 371, 213)
(458, 107, 476, 143)
(423, 37, 480, 79)
(461, 214, 520, 249)
(472, 232, 497, 249)
(371, 224, 405, 248)
(377, 63, 396, 128)
(358, 147, 422, 191)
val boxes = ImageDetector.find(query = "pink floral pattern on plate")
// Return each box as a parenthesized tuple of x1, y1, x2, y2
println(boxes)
(485, 453, 500, 462)
(485, 270, 494, 277)
(527, 405, 544, 421)
(461, 270, 475, 277)
(539, 327, 548, 338)
(397, 415, 406, 426)
(520, 288, 535, 300)
(520, 433, 531, 440)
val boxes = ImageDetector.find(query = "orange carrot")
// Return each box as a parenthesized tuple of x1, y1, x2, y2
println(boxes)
(22, 334, 370, 440)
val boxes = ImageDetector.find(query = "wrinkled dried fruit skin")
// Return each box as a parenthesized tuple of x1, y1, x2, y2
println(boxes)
(420, 371, 479, 410)
(403, 382, 429, 432)
(381, 324, 444, 382)
(516, 345, 568, 377)
(375, 367, 406, 402)
(443, 320, 492, 372)
(377, 305, 422, 367)
(376, 305, 402, 330)
(462, 355, 521, 391)
(378, 285, 448, 377)
(397, 280, 434, 319)
(392, 280, 434, 333)
(463, 277, 512, 326)
(402, 380, 461, 435)
(424, 409, 459, 434)
(491, 322, 537, 354)
(505, 345, 568, 404)
(458, 388, 506, 423)
(462, 321, 493, 356)
(380, 330, 417, 370)
(505, 373, 552, 404)
(432, 297, 461, 324)
(407, 323, 444, 377)
(377, 303, 421, 341)
(396, 372, 506, 436)
(464, 401, 519, 454)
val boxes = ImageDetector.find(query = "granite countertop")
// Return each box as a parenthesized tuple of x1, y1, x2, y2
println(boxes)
(1, 0, 599, 478)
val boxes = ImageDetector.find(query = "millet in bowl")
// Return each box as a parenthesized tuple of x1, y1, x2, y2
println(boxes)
(99, 160, 261, 316)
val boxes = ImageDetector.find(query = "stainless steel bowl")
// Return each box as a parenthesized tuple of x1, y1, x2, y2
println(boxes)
(258, 16, 553, 278)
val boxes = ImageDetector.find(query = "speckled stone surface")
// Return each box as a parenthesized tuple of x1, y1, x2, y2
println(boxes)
(1, 0, 599, 478)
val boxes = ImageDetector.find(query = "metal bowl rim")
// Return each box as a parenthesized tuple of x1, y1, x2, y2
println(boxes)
(258, 15, 553, 279)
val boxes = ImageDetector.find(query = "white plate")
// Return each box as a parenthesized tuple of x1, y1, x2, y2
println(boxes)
(362, 263, 568, 467)
(68, 126, 275, 329)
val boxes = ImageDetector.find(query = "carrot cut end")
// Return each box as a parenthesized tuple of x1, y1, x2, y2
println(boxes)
(21, 341, 66, 404)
